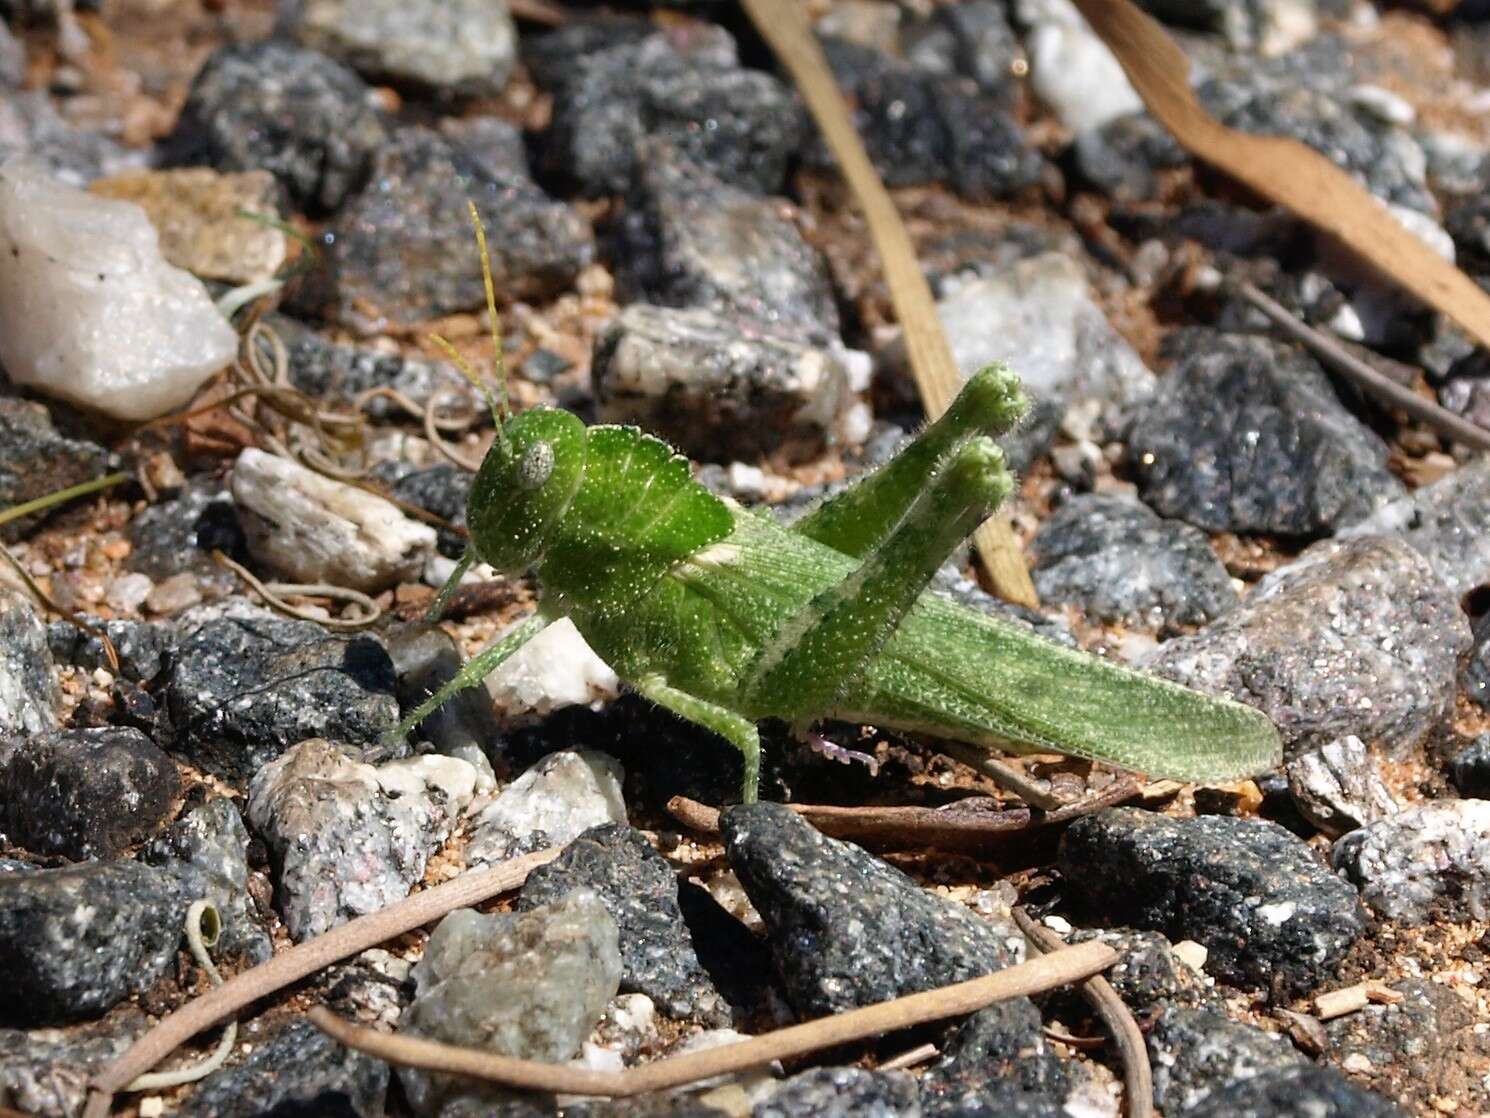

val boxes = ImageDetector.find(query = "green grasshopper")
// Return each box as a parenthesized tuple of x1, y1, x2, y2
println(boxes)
(395, 210, 1282, 806)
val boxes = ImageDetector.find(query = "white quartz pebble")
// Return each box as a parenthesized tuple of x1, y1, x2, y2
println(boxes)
(0, 159, 238, 420)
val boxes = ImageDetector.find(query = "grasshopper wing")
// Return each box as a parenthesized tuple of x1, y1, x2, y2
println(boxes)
(850, 593, 1284, 783)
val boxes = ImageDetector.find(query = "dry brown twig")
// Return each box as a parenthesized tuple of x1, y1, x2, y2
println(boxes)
(740, 0, 1037, 607)
(307, 940, 1119, 1097)
(1074, 0, 1490, 350)
(82, 847, 560, 1118)
(1013, 909, 1153, 1118)
(1313, 980, 1403, 1021)
(665, 777, 1140, 852)
(1234, 282, 1490, 453)
(211, 549, 383, 631)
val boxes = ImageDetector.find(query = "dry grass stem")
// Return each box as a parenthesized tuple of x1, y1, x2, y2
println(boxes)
(308, 940, 1119, 1097)
(83, 848, 559, 1118)
(1014, 909, 1153, 1118)
(741, 0, 1037, 606)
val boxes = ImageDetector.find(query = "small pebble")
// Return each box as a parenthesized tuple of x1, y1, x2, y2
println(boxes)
(467, 749, 627, 865)
(1332, 800, 1490, 925)
(145, 571, 202, 615)
(397, 890, 621, 1116)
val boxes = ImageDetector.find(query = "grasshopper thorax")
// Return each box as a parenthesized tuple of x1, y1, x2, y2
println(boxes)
(467, 406, 587, 572)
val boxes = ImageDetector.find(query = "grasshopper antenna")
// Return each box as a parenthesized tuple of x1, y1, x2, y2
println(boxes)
(426, 201, 513, 451)
(469, 201, 511, 436)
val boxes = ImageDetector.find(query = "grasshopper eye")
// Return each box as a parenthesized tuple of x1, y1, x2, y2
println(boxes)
(518, 440, 555, 491)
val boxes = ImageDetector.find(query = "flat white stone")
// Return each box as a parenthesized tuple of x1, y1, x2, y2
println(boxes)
(485, 616, 621, 717)
(231, 447, 437, 593)
(0, 159, 237, 420)
(1018, 0, 1143, 135)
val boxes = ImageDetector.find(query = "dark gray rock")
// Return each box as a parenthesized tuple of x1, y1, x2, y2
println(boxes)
(1446, 192, 1490, 273)
(440, 116, 531, 181)
(1147, 1005, 1306, 1114)
(1145, 537, 1469, 757)
(1074, 111, 1188, 202)
(47, 617, 174, 683)
(1127, 329, 1404, 536)
(176, 1017, 386, 1118)
(614, 149, 840, 347)
(1032, 493, 1237, 631)
(166, 40, 387, 213)
(1197, 57, 1433, 214)
(299, 125, 594, 334)
(387, 623, 498, 783)
(757, 1067, 921, 1118)
(1452, 733, 1490, 797)
(534, 23, 804, 197)
(126, 477, 243, 592)
(903, 0, 1024, 96)
(382, 463, 471, 559)
(144, 797, 272, 965)
(0, 90, 146, 186)
(0, 396, 109, 541)
(1324, 977, 1475, 1112)
(0, 1008, 146, 1118)
(1467, 617, 1490, 709)
(519, 824, 728, 1024)
(1180, 1065, 1409, 1118)
(0, 587, 59, 736)
(1285, 736, 1398, 838)
(523, 15, 653, 88)
(1332, 800, 1490, 925)
(1065, 928, 1214, 1013)
(247, 738, 476, 940)
(271, 312, 471, 415)
(0, 727, 179, 860)
(165, 607, 401, 784)
(0, 860, 182, 1025)
(592, 303, 849, 463)
(1339, 456, 1490, 597)
(721, 803, 1021, 1016)
(1060, 808, 1367, 992)
(812, 38, 1042, 200)
(919, 997, 1075, 1117)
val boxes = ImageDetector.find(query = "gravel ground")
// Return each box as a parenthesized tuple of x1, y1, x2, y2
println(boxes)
(2, 1, 1490, 1116)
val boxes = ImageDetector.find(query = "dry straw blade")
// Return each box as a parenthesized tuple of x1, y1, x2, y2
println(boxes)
(742, 0, 1039, 607)
(1073, 0, 1490, 350)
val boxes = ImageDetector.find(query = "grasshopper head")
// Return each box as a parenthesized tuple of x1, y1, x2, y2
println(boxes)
(466, 407, 587, 572)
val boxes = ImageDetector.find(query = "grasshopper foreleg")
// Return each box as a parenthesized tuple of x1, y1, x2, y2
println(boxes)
(387, 613, 549, 746)
(791, 364, 1026, 557)
(425, 548, 476, 623)
(745, 437, 1014, 737)
(633, 674, 762, 803)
